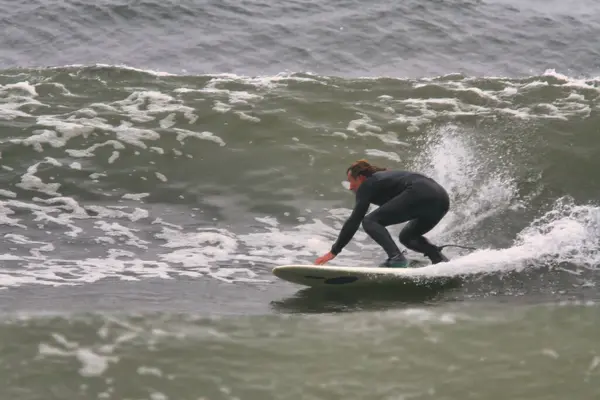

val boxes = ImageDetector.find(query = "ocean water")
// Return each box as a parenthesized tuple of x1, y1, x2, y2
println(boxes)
(2, 0, 600, 399)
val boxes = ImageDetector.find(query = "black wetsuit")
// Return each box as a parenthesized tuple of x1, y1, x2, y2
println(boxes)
(330, 170, 449, 263)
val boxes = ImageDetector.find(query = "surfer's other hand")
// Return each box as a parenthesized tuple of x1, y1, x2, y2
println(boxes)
(315, 252, 335, 265)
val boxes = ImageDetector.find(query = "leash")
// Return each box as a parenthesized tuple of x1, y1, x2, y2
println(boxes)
(437, 244, 477, 251)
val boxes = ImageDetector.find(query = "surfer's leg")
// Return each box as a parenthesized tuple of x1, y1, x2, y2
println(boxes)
(361, 214, 405, 260)
(398, 199, 450, 263)
(361, 190, 421, 261)
(399, 218, 446, 263)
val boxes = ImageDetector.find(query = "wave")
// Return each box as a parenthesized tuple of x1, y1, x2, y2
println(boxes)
(0, 64, 599, 292)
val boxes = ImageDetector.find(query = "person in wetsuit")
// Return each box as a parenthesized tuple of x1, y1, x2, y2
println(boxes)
(315, 159, 450, 268)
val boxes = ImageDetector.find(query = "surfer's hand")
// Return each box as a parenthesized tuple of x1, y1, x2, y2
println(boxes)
(315, 252, 335, 265)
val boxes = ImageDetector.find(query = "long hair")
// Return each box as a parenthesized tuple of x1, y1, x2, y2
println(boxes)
(346, 159, 387, 178)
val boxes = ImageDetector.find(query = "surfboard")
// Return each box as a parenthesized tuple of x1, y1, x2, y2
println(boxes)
(272, 262, 459, 288)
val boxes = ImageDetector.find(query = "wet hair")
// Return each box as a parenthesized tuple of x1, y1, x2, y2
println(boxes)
(346, 159, 387, 178)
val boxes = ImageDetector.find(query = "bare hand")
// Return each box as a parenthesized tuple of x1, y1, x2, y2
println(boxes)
(315, 252, 335, 265)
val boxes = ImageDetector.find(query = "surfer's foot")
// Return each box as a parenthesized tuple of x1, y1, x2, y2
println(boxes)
(379, 254, 409, 268)
(427, 247, 450, 264)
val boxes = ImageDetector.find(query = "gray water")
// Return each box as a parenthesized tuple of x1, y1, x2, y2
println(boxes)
(4, 0, 600, 77)
(2, 0, 600, 399)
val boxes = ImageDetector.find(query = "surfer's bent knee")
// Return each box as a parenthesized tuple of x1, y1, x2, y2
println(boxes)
(399, 231, 416, 247)
(361, 214, 378, 232)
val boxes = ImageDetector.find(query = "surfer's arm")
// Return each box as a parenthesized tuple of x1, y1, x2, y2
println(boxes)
(330, 190, 371, 256)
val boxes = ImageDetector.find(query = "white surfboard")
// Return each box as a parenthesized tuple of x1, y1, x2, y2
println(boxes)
(272, 263, 460, 288)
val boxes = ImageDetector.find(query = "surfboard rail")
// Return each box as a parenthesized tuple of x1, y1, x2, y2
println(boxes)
(272, 263, 454, 288)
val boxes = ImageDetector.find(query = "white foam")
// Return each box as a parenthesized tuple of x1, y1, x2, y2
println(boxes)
(0, 190, 17, 198)
(38, 333, 119, 378)
(173, 128, 226, 146)
(15, 158, 63, 196)
(230, 91, 262, 103)
(22, 115, 102, 151)
(66, 140, 125, 158)
(235, 111, 260, 122)
(115, 122, 160, 148)
(364, 149, 401, 162)
(382, 72, 600, 126)
(203, 73, 295, 91)
(212, 100, 231, 113)
(137, 366, 163, 377)
(0, 202, 33, 228)
(155, 172, 168, 182)
(5, 81, 37, 96)
(149, 392, 168, 400)
(0, 77, 265, 288)
(94, 221, 149, 249)
(522, 81, 549, 90)
(156, 227, 238, 267)
(90, 173, 107, 179)
(347, 113, 382, 133)
(255, 216, 279, 227)
(0, 81, 44, 119)
(122, 193, 150, 201)
(109, 90, 199, 126)
(107, 151, 119, 164)
(332, 131, 348, 139)
(411, 125, 517, 240)
(159, 113, 177, 128)
(50, 63, 176, 77)
(542, 69, 599, 91)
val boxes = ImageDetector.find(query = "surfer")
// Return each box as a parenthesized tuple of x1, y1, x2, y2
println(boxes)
(315, 159, 450, 268)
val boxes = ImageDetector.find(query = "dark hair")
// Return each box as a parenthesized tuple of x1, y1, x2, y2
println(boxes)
(346, 159, 387, 178)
